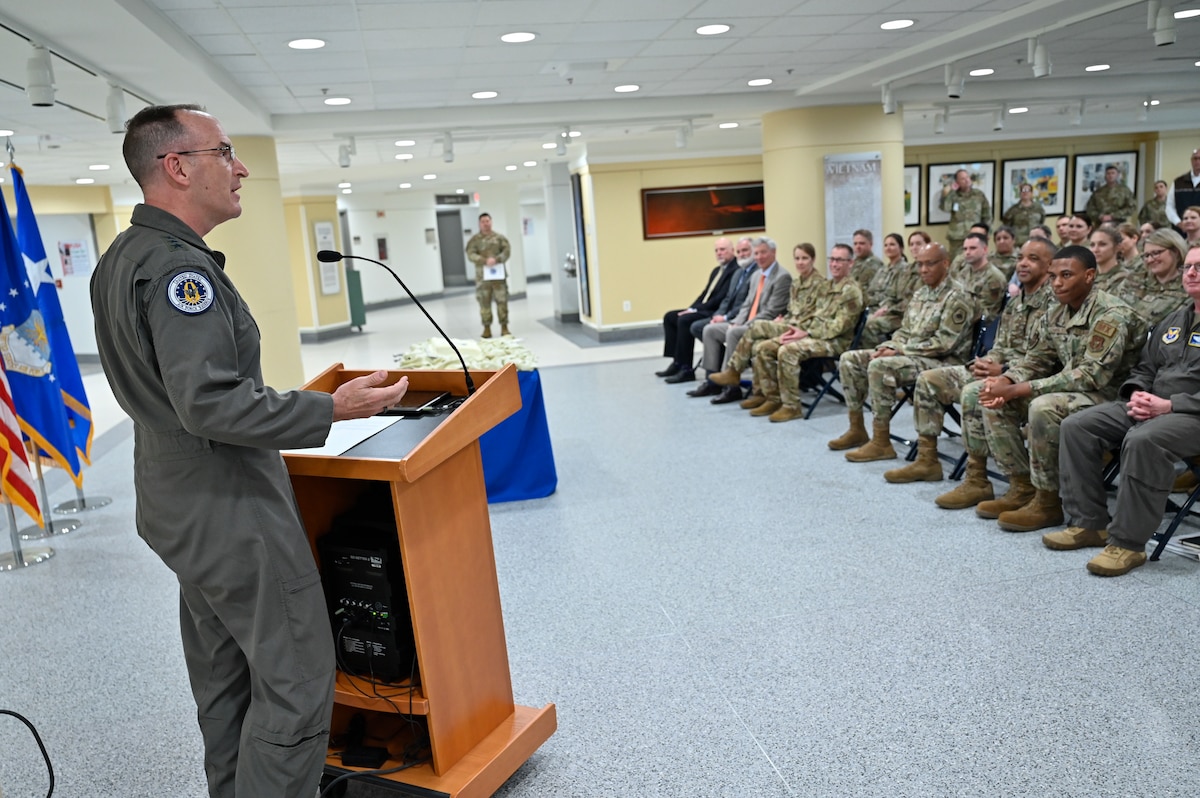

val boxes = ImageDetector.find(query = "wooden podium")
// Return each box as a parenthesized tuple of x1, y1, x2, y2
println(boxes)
(286, 363, 556, 797)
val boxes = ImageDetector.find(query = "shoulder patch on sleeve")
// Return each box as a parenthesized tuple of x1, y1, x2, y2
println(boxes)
(166, 271, 214, 315)
(1092, 320, 1118, 338)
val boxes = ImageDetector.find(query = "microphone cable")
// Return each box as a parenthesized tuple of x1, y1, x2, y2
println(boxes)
(0, 709, 54, 797)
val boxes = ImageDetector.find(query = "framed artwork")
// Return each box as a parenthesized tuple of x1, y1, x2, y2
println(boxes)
(641, 182, 765, 239)
(903, 165, 921, 226)
(927, 161, 995, 225)
(1072, 152, 1138, 215)
(1000, 156, 1068, 216)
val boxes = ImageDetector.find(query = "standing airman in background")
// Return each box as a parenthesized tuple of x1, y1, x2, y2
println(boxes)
(1139, 180, 1170, 228)
(940, 169, 991, 257)
(1001, 183, 1046, 244)
(465, 211, 512, 338)
(1084, 165, 1137, 224)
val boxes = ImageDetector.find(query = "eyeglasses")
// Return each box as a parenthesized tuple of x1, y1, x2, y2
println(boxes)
(1142, 248, 1168, 260)
(828, 257, 852, 263)
(156, 144, 236, 162)
(1184, 262, 1200, 273)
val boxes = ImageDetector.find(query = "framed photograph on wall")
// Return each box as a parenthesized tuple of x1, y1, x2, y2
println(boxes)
(904, 165, 921, 226)
(1000, 156, 1067, 216)
(1073, 152, 1137, 215)
(641, 182, 765, 240)
(927, 161, 995, 225)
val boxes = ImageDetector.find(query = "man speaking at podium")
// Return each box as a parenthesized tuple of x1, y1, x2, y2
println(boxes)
(91, 104, 409, 797)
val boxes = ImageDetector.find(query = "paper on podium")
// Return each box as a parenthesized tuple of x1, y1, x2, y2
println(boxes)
(284, 416, 401, 456)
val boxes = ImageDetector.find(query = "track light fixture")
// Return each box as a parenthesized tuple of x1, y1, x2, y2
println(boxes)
(1071, 100, 1085, 127)
(106, 83, 126, 134)
(1154, 3, 1176, 46)
(934, 112, 945, 135)
(442, 131, 454, 163)
(25, 44, 54, 107)
(1148, 0, 1161, 29)
(337, 145, 351, 168)
(944, 65, 964, 99)
(555, 128, 567, 156)
(992, 109, 1005, 131)
(1032, 41, 1051, 78)
(882, 85, 896, 115)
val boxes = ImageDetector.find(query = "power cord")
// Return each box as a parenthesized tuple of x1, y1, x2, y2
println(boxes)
(0, 709, 54, 798)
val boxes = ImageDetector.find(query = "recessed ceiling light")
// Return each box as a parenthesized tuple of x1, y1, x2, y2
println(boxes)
(472, 90, 499, 99)
(1008, 106, 1029, 114)
(568, 130, 582, 137)
(718, 122, 739, 129)
(75, 178, 95, 185)
(523, 160, 538, 167)
(323, 97, 351, 106)
(456, 189, 465, 194)
(1144, 99, 1161, 106)
(423, 174, 437, 180)
(341, 188, 352, 194)
(479, 175, 491, 181)
(614, 84, 640, 93)
(338, 182, 351, 188)
(968, 68, 994, 77)
(500, 31, 536, 43)
(394, 153, 413, 160)
(880, 19, 915, 30)
(399, 182, 412, 188)
(0, 129, 14, 137)
(1085, 64, 1110, 72)
(394, 139, 415, 147)
(747, 78, 773, 87)
(288, 38, 325, 50)
(88, 164, 110, 171)
(1175, 9, 1200, 19)
(542, 142, 557, 149)
(505, 164, 518, 171)
(696, 24, 731, 35)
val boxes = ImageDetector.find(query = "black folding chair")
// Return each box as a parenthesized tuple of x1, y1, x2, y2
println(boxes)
(799, 309, 869, 420)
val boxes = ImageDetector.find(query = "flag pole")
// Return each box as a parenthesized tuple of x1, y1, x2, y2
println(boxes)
(54, 483, 112, 514)
(18, 447, 81, 540)
(1, 500, 53, 571)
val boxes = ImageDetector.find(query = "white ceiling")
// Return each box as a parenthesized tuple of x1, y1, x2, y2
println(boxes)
(0, 0, 1197, 202)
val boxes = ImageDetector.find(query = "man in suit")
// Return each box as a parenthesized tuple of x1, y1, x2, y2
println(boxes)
(656, 236, 738, 380)
(687, 237, 756, 397)
(694, 236, 793, 397)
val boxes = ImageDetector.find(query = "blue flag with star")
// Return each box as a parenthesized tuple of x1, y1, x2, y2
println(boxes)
(0, 186, 81, 486)
(11, 166, 93, 465)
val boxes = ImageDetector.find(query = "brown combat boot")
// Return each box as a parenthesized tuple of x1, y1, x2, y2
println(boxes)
(740, 393, 767, 410)
(710, 368, 742, 387)
(975, 473, 1034, 519)
(1173, 469, 1199, 494)
(828, 410, 869, 451)
(845, 419, 898, 462)
(883, 435, 943, 482)
(500, 325, 511, 336)
(749, 400, 782, 417)
(768, 405, 804, 423)
(482, 326, 492, 339)
(996, 489, 1064, 532)
(934, 455, 994, 509)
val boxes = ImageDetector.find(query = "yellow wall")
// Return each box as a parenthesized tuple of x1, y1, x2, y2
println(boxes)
(1158, 128, 1200, 185)
(580, 156, 764, 326)
(283, 196, 348, 331)
(906, 131, 1160, 247)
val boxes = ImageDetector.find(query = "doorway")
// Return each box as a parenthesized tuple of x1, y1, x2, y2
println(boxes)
(437, 210, 470, 287)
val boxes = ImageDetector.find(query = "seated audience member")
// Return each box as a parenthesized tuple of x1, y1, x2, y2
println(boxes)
(1139, 180, 1170, 228)
(1115, 222, 1143, 272)
(861, 233, 918, 348)
(1054, 216, 1072, 246)
(850, 229, 884, 298)
(827, 243, 975, 462)
(949, 223, 990, 275)
(975, 246, 1145, 532)
(694, 237, 792, 395)
(908, 230, 932, 260)
(1001, 182, 1046, 244)
(1139, 220, 1165, 242)
(991, 225, 1019, 278)
(1180, 205, 1200, 249)
(1045, 245, 1200, 576)
(704, 242, 824, 398)
(686, 240, 756, 397)
(1113, 228, 1190, 327)
(1028, 224, 1054, 242)
(1064, 213, 1093, 246)
(955, 232, 1007, 319)
(1089, 226, 1128, 294)
(1085, 164, 1137, 224)
(885, 238, 1056, 488)
(657, 236, 738, 379)
(711, 245, 863, 422)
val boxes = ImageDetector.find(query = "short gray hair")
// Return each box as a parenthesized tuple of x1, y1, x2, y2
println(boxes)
(752, 236, 776, 252)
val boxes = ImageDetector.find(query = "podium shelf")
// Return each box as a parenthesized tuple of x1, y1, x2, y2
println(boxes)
(335, 671, 429, 715)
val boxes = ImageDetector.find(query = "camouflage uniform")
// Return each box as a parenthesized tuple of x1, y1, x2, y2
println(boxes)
(1113, 268, 1189, 327)
(913, 282, 1054, 453)
(1001, 201, 1046, 243)
(1138, 197, 1169, 227)
(851, 254, 884, 300)
(991, 253, 1019, 280)
(755, 276, 864, 407)
(1085, 183, 1137, 223)
(981, 289, 1144, 490)
(465, 229, 512, 327)
(861, 260, 919, 348)
(954, 262, 1007, 319)
(839, 277, 975, 415)
(722, 269, 825, 374)
(940, 187, 991, 255)
(1093, 263, 1129, 295)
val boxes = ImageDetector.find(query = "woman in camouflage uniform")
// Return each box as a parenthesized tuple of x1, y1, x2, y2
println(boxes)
(1090, 226, 1127, 293)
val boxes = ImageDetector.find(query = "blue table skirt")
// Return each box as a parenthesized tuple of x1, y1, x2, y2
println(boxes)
(480, 369, 557, 503)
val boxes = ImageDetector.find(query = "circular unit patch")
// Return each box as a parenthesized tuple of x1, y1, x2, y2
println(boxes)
(167, 271, 214, 314)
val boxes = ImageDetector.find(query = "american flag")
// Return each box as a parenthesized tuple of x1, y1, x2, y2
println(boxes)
(0, 360, 41, 527)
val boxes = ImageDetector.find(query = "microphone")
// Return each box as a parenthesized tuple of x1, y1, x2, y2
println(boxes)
(317, 250, 476, 397)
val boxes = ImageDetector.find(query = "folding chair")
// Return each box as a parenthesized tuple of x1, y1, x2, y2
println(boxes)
(799, 309, 869, 420)
(946, 311, 1005, 478)
(1151, 461, 1200, 561)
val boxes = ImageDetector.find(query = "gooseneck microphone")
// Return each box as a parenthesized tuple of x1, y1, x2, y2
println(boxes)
(317, 250, 476, 396)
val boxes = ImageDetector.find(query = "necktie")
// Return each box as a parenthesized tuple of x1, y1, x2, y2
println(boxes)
(748, 272, 765, 319)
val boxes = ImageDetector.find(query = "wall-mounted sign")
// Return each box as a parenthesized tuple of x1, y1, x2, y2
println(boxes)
(435, 194, 471, 205)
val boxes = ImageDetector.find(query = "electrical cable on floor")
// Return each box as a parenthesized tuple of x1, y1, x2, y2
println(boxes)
(0, 709, 54, 798)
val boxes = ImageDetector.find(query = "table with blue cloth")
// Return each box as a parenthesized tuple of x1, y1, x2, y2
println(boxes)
(480, 369, 557, 503)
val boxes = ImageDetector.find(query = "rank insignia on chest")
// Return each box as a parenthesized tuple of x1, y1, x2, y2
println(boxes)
(1189, 332, 1200, 348)
(167, 271, 214, 314)
(1163, 326, 1181, 344)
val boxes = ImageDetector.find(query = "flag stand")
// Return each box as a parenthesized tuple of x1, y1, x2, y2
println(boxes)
(54, 484, 112, 514)
(1, 501, 53, 571)
(18, 450, 81, 540)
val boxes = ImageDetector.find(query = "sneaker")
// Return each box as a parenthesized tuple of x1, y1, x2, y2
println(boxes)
(1086, 545, 1147, 577)
(1042, 526, 1108, 551)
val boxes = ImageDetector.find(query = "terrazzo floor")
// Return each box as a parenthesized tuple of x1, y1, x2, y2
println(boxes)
(2, 282, 1199, 797)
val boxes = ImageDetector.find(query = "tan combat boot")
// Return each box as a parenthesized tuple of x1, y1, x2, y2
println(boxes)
(500, 325, 511, 336)
(710, 368, 742, 387)
(828, 409, 869, 451)
(845, 419, 898, 462)
(768, 405, 804, 423)
(1086, 545, 1147, 576)
(883, 435, 943, 483)
(975, 473, 1035, 519)
(996, 489, 1064, 532)
(749, 400, 782, 417)
(1042, 526, 1108, 551)
(740, 393, 767, 410)
(934, 455, 994, 509)
(482, 326, 492, 339)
